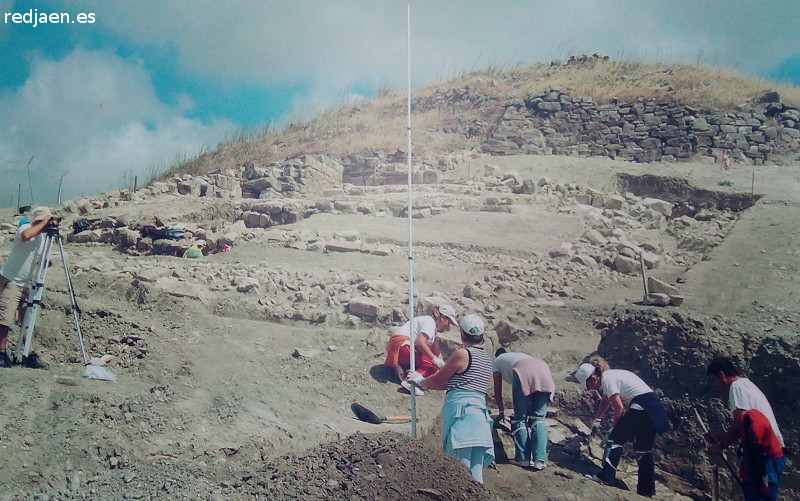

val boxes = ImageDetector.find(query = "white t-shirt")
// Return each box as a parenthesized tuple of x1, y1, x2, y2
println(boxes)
(392, 315, 437, 347)
(1, 224, 44, 286)
(600, 369, 653, 408)
(492, 352, 532, 383)
(729, 378, 785, 447)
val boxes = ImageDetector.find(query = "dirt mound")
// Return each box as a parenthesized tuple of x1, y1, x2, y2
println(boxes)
(226, 431, 493, 501)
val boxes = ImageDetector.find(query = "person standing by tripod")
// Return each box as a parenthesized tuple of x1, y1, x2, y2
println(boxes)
(0, 206, 52, 369)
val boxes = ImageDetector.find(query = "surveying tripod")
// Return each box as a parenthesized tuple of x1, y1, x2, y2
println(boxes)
(15, 219, 89, 366)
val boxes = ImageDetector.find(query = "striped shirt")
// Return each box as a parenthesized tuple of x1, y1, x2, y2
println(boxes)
(447, 346, 492, 394)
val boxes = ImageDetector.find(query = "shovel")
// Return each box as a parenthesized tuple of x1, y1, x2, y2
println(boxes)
(351, 402, 411, 424)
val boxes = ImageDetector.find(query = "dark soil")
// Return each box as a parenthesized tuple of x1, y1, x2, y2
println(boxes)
(226, 432, 494, 501)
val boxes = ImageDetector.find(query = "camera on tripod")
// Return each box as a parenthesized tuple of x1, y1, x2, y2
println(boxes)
(45, 216, 63, 234)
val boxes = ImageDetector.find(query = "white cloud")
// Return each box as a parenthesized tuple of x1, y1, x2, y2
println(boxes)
(0, 48, 232, 206)
(72, 1, 799, 77)
(57, 1, 799, 118)
(3, 1, 797, 206)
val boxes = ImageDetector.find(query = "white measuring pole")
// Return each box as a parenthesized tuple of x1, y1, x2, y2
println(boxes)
(406, 3, 418, 439)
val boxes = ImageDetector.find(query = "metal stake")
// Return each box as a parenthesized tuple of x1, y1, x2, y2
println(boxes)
(405, 3, 417, 439)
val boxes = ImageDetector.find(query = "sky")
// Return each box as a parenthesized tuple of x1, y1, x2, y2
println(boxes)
(1, 0, 799, 208)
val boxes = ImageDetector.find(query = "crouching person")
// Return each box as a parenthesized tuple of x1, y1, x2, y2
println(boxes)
(575, 355, 669, 497)
(407, 314, 494, 484)
(383, 304, 457, 396)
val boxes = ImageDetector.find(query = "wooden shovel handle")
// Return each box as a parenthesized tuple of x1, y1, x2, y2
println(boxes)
(384, 416, 412, 423)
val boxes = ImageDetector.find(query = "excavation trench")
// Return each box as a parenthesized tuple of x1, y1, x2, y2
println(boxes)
(551, 306, 798, 500)
(616, 173, 761, 217)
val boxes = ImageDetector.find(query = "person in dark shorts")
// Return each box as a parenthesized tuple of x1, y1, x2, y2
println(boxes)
(575, 355, 669, 497)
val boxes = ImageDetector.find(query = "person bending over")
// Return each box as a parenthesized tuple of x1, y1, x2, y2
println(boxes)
(492, 348, 555, 470)
(706, 357, 786, 501)
(575, 355, 669, 497)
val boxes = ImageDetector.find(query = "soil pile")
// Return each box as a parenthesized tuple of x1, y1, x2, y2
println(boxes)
(225, 431, 492, 501)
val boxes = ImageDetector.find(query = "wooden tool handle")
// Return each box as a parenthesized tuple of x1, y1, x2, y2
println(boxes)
(384, 416, 412, 423)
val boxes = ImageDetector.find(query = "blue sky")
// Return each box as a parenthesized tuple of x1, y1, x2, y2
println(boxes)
(1, 0, 799, 207)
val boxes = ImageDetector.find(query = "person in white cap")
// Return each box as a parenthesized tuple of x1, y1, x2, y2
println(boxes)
(575, 355, 668, 497)
(406, 313, 495, 484)
(0, 206, 53, 369)
(384, 304, 457, 396)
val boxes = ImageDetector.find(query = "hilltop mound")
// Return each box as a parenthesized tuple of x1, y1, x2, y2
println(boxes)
(174, 57, 800, 182)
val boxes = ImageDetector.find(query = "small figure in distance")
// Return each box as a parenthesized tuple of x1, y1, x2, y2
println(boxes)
(722, 149, 732, 171)
(383, 304, 457, 396)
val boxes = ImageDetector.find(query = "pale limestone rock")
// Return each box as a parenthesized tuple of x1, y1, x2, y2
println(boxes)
(325, 240, 362, 253)
(613, 255, 640, 275)
(362, 280, 399, 294)
(334, 230, 360, 242)
(135, 267, 172, 283)
(572, 254, 597, 268)
(549, 242, 573, 258)
(582, 229, 607, 246)
(495, 318, 529, 344)
(647, 277, 679, 296)
(347, 297, 381, 318)
(236, 277, 260, 293)
(645, 293, 671, 306)
(604, 195, 625, 210)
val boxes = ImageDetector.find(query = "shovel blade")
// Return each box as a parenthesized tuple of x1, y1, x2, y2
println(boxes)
(351, 402, 386, 424)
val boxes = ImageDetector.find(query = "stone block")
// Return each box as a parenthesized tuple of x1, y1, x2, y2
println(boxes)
(613, 255, 640, 275)
(347, 297, 381, 319)
(326, 240, 362, 253)
(647, 277, 679, 296)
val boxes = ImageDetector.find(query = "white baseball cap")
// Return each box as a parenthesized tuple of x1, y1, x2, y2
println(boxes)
(575, 363, 595, 391)
(438, 304, 457, 325)
(460, 313, 485, 336)
(31, 206, 52, 223)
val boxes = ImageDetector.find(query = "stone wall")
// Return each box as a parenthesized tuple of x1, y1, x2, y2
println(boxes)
(152, 154, 343, 202)
(241, 154, 343, 199)
(481, 90, 800, 165)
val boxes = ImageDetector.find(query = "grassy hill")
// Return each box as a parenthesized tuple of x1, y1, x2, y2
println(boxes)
(170, 56, 800, 179)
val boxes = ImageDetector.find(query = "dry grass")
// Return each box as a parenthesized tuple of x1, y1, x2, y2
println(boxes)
(159, 58, 800, 180)
(435, 58, 800, 109)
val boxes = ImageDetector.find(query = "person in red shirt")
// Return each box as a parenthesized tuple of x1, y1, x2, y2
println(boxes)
(706, 358, 786, 501)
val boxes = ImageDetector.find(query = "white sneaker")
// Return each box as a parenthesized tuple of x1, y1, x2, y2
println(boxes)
(530, 460, 546, 470)
(401, 380, 424, 396)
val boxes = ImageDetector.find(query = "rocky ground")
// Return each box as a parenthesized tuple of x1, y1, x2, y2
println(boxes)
(0, 154, 798, 500)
